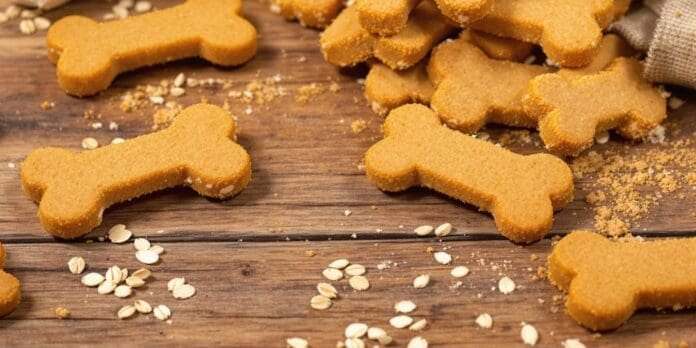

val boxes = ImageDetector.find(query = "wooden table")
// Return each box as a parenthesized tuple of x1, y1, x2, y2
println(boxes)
(1, 1, 695, 346)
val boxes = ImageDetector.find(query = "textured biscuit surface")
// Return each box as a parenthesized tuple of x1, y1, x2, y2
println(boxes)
(47, 0, 258, 96)
(428, 35, 551, 133)
(434, 0, 495, 26)
(320, 1, 455, 70)
(356, 0, 420, 36)
(21, 104, 252, 239)
(549, 231, 696, 331)
(271, 0, 343, 28)
(524, 57, 666, 157)
(470, 0, 615, 67)
(364, 104, 573, 243)
(468, 30, 534, 62)
(0, 243, 21, 318)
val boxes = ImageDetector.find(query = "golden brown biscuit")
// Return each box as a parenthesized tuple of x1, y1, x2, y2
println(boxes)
(47, 0, 258, 96)
(0, 243, 21, 318)
(364, 104, 574, 243)
(365, 61, 433, 116)
(271, 0, 343, 28)
(428, 35, 551, 133)
(434, 0, 494, 26)
(470, 0, 615, 67)
(20, 104, 252, 239)
(556, 34, 634, 78)
(356, 0, 420, 36)
(524, 57, 666, 157)
(320, 1, 456, 70)
(549, 231, 696, 331)
(468, 30, 535, 63)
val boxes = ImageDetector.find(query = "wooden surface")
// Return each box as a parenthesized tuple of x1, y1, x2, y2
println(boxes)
(0, 0, 695, 346)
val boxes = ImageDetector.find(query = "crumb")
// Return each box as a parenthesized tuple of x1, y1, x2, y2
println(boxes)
(295, 83, 324, 104)
(55, 307, 70, 319)
(40, 101, 55, 110)
(305, 250, 316, 257)
(351, 119, 367, 134)
(426, 246, 434, 254)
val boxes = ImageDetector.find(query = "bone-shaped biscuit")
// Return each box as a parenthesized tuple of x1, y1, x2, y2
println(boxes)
(364, 104, 574, 243)
(434, 0, 495, 26)
(356, 0, 421, 36)
(470, 0, 616, 67)
(271, 0, 344, 28)
(320, 1, 456, 70)
(0, 243, 21, 318)
(428, 35, 551, 133)
(467, 30, 534, 63)
(548, 231, 696, 331)
(47, 0, 258, 96)
(524, 57, 666, 157)
(20, 104, 252, 239)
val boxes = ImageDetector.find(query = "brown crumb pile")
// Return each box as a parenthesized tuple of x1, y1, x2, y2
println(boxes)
(55, 307, 70, 319)
(495, 129, 542, 148)
(295, 83, 325, 104)
(572, 129, 696, 237)
(350, 119, 367, 134)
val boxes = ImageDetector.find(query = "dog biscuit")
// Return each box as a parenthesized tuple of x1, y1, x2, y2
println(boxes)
(320, 1, 456, 70)
(428, 35, 551, 133)
(434, 0, 494, 26)
(271, 0, 343, 28)
(0, 243, 21, 318)
(364, 104, 573, 243)
(356, 0, 420, 36)
(20, 104, 252, 239)
(524, 57, 666, 157)
(470, 0, 615, 67)
(468, 30, 535, 63)
(47, 0, 258, 96)
(557, 34, 634, 78)
(549, 231, 696, 331)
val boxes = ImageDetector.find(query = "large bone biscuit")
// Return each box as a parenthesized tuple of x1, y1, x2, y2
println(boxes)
(0, 243, 21, 318)
(20, 104, 252, 239)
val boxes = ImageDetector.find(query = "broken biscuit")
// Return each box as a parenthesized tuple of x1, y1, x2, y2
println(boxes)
(0, 242, 21, 318)
(20, 104, 252, 239)
(364, 104, 574, 243)
(47, 0, 258, 96)
(549, 231, 696, 331)
(271, 0, 343, 28)
(524, 57, 666, 157)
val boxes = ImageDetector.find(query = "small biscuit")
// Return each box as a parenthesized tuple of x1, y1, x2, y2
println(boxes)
(364, 104, 574, 243)
(556, 34, 634, 78)
(548, 231, 696, 331)
(428, 35, 551, 133)
(271, 0, 343, 28)
(47, 0, 258, 96)
(356, 0, 421, 36)
(434, 0, 495, 26)
(320, 1, 456, 70)
(0, 243, 21, 318)
(20, 104, 252, 239)
(524, 57, 666, 157)
(470, 0, 615, 67)
(467, 30, 535, 63)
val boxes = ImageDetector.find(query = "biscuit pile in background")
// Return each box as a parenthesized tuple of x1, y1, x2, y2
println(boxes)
(269, 0, 693, 238)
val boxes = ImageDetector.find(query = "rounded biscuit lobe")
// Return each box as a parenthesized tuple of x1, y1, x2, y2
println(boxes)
(434, 0, 495, 26)
(320, 6, 376, 67)
(272, 0, 343, 28)
(46, 0, 258, 96)
(356, 0, 420, 36)
(0, 244, 21, 318)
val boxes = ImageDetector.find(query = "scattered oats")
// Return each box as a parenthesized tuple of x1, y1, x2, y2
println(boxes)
(97, 279, 117, 295)
(562, 339, 586, 348)
(112, 5, 129, 19)
(594, 131, 610, 144)
(310, 294, 332, 310)
(149, 245, 165, 255)
(367, 327, 387, 340)
(55, 307, 70, 319)
(153, 304, 171, 320)
(414, 225, 434, 236)
(451, 266, 470, 278)
(111, 137, 125, 144)
(105, 265, 123, 283)
(344, 338, 364, 348)
(33, 16, 51, 30)
(407, 336, 428, 348)
(434, 223, 453, 237)
(134, 299, 152, 314)
(108, 224, 132, 243)
(433, 251, 452, 265)
(149, 96, 164, 104)
(5, 5, 21, 19)
(118, 305, 137, 319)
(349, 275, 370, 291)
(126, 276, 145, 288)
(475, 313, 493, 328)
(328, 258, 350, 269)
(498, 276, 516, 294)
(409, 319, 427, 331)
(173, 284, 196, 299)
(8, 162, 15, 169)
(186, 77, 199, 87)
(81, 137, 99, 150)
(68, 256, 86, 275)
(108, 121, 119, 130)
(81, 272, 105, 287)
(394, 300, 416, 313)
(389, 315, 413, 329)
(135, 250, 159, 265)
(668, 96, 685, 110)
(345, 323, 368, 338)
(286, 337, 309, 348)
(172, 73, 186, 87)
(19, 19, 36, 34)
(317, 282, 338, 299)
(647, 125, 666, 144)
(134, 0, 152, 13)
(170, 87, 186, 97)
(344, 209, 352, 216)
(114, 285, 133, 298)
(345, 264, 366, 276)
(521, 324, 539, 346)
(132, 268, 151, 280)
(133, 238, 151, 251)
(168, 277, 186, 291)
(322, 267, 344, 281)
(413, 274, 430, 289)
